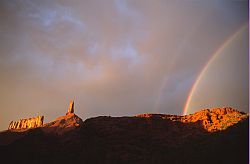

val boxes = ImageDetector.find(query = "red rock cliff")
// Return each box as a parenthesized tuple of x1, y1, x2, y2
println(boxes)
(8, 116, 44, 130)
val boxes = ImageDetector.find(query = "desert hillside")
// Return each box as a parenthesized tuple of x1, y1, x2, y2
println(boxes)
(0, 107, 248, 164)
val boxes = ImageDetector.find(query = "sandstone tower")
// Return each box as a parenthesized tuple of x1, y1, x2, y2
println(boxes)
(66, 100, 74, 115)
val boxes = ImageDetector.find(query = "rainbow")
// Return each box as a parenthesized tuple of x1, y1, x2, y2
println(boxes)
(183, 24, 248, 115)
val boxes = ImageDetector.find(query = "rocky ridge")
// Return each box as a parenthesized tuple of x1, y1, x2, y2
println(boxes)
(136, 107, 248, 132)
(0, 105, 248, 164)
(42, 113, 83, 135)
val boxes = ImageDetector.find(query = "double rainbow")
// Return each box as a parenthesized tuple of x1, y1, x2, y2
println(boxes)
(183, 24, 248, 115)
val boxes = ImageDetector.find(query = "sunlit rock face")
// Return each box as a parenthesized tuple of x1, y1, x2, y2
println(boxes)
(43, 113, 83, 135)
(181, 107, 248, 132)
(136, 107, 248, 132)
(8, 116, 44, 130)
(42, 100, 83, 135)
(66, 100, 74, 115)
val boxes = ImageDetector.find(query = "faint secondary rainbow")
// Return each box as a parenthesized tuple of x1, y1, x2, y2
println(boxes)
(183, 24, 248, 115)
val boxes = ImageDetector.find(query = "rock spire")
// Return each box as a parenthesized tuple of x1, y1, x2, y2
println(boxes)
(66, 100, 74, 115)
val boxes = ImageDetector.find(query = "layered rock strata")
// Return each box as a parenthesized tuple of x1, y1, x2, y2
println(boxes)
(136, 107, 248, 132)
(8, 116, 44, 130)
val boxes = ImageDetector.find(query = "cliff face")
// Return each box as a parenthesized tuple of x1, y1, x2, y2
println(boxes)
(181, 107, 248, 132)
(0, 107, 248, 164)
(8, 116, 44, 130)
(136, 107, 248, 132)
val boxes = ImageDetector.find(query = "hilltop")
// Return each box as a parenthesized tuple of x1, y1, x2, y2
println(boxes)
(0, 106, 248, 164)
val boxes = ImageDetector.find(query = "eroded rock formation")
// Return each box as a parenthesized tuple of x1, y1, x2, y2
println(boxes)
(8, 116, 44, 130)
(66, 100, 74, 115)
(0, 106, 248, 164)
(136, 107, 248, 132)
(181, 107, 248, 132)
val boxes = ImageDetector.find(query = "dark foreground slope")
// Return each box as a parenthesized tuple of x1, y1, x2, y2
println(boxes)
(0, 107, 248, 164)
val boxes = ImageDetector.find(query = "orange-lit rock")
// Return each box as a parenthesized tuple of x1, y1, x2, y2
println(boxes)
(66, 100, 74, 115)
(0, 106, 248, 164)
(43, 113, 83, 135)
(136, 107, 248, 132)
(8, 116, 44, 130)
(42, 100, 83, 135)
(181, 107, 248, 132)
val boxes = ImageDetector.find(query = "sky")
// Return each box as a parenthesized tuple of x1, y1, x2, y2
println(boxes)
(0, 0, 248, 130)
(185, 24, 248, 114)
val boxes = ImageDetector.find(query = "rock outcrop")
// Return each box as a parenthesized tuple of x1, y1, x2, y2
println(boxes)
(0, 107, 248, 164)
(8, 116, 44, 130)
(66, 100, 74, 115)
(42, 100, 82, 135)
(181, 107, 248, 132)
(136, 107, 248, 132)
(43, 113, 83, 135)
